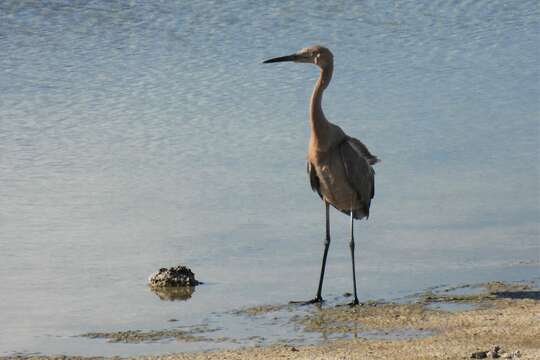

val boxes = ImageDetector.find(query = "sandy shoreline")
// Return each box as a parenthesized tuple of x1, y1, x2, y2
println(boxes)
(3, 281, 539, 360)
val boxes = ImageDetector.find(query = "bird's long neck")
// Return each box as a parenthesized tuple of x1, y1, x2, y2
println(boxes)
(309, 63, 333, 149)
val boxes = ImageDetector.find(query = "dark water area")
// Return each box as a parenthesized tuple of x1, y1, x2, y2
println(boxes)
(1, 0, 538, 356)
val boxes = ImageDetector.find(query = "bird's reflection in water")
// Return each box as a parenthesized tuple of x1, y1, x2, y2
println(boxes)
(149, 286, 196, 301)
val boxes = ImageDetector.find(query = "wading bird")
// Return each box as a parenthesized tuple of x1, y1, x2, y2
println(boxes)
(263, 45, 378, 306)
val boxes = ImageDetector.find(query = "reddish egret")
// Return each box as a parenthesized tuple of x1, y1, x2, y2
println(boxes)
(263, 45, 378, 305)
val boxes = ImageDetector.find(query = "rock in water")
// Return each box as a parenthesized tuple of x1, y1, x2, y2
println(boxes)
(148, 266, 201, 288)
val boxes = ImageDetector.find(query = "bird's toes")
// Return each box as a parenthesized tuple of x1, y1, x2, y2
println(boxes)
(336, 298, 360, 307)
(289, 297, 323, 306)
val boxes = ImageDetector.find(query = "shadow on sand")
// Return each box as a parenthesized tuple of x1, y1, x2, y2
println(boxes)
(494, 290, 540, 300)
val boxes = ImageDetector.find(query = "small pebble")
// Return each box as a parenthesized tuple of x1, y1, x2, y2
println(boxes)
(471, 351, 487, 359)
(471, 346, 520, 359)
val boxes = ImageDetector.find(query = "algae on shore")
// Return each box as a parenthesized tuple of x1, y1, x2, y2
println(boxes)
(81, 328, 209, 343)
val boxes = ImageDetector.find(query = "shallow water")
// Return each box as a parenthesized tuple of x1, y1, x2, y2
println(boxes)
(1, 0, 539, 356)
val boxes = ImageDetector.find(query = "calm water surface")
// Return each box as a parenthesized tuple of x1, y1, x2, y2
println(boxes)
(1, 0, 539, 356)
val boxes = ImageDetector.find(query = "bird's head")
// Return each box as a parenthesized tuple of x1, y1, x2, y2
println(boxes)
(263, 45, 333, 69)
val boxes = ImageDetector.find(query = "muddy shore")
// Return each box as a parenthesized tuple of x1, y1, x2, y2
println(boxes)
(3, 281, 539, 360)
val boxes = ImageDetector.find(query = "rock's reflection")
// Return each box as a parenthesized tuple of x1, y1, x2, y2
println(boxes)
(150, 286, 196, 301)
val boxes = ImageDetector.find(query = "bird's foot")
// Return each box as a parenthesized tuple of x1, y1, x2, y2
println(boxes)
(289, 297, 323, 306)
(337, 297, 360, 307)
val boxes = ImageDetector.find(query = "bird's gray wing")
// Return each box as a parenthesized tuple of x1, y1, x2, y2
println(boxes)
(307, 161, 322, 198)
(339, 137, 376, 216)
(346, 136, 379, 165)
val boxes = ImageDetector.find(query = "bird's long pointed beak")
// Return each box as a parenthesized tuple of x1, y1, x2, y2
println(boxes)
(262, 53, 298, 64)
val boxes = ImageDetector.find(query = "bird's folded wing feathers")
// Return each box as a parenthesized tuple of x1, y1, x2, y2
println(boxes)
(339, 137, 376, 206)
(346, 136, 379, 165)
(307, 161, 322, 198)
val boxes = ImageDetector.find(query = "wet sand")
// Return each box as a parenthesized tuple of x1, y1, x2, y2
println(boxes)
(3, 281, 539, 360)
(151, 282, 539, 359)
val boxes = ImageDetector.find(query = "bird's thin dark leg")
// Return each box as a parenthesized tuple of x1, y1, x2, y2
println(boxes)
(315, 201, 331, 300)
(290, 202, 330, 305)
(349, 211, 359, 306)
